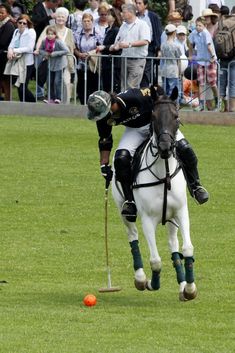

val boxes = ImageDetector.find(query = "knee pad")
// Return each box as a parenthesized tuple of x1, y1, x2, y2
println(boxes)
(114, 149, 132, 182)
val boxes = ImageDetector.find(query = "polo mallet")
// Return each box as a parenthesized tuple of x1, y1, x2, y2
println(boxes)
(99, 179, 121, 293)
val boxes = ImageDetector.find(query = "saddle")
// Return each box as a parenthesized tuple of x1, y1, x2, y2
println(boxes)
(132, 138, 150, 184)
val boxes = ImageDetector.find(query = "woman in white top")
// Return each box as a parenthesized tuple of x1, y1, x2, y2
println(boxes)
(7, 14, 36, 102)
(94, 2, 110, 44)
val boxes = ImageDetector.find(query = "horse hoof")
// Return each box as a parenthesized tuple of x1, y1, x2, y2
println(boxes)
(134, 268, 147, 291)
(179, 292, 188, 301)
(183, 288, 197, 300)
(183, 283, 197, 301)
(179, 281, 187, 301)
(146, 280, 152, 291)
(134, 279, 146, 291)
(146, 279, 160, 291)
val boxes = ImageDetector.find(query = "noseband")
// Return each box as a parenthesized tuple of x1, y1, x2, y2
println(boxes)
(157, 129, 175, 144)
(152, 99, 178, 149)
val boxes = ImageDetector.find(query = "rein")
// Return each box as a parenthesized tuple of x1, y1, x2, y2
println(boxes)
(133, 133, 181, 227)
(132, 164, 181, 190)
(133, 136, 181, 190)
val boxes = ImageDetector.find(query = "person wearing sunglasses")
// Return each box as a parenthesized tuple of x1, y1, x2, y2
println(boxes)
(94, 1, 110, 44)
(6, 14, 36, 102)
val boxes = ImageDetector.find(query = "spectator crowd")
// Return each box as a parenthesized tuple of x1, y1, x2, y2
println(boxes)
(0, 0, 235, 111)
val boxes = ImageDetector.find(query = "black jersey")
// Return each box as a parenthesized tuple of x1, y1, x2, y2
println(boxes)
(97, 88, 154, 142)
(111, 88, 153, 128)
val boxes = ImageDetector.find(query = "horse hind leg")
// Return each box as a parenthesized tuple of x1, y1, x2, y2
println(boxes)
(171, 252, 187, 301)
(146, 260, 162, 291)
(130, 240, 147, 291)
(183, 256, 197, 300)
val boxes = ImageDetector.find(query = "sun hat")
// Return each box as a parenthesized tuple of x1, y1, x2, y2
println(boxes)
(167, 11, 183, 21)
(176, 25, 187, 35)
(165, 24, 176, 34)
(87, 90, 111, 121)
(201, 8, 219, 18)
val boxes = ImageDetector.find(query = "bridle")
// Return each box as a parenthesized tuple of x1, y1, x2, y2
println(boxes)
(133, 98, 181, 226)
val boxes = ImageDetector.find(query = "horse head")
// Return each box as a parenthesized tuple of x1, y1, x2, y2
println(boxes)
(151, 86, 179, 159)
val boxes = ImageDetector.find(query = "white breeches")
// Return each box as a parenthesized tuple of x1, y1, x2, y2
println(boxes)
(117, 124, 151, 157)
(117, 125, 185, 157)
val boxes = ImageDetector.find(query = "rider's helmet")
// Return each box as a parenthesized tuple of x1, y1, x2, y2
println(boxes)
(87, 90, 111, 121)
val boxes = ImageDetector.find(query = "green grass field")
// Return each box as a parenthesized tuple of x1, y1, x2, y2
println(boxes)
(0, 116, 234, 353)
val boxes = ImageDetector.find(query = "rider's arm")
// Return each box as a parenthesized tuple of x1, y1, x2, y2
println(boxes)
(96, 118, 113, 165)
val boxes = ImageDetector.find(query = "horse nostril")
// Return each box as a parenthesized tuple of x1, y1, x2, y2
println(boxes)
(160, 150, 171, 159)
(158, 142, 173, 159)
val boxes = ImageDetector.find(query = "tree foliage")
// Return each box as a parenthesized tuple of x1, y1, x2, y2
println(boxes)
(148, 0, 168, 25)
(21, 0, 72, 15)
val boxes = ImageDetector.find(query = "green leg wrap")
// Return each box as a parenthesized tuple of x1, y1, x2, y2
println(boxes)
(151, 270, 161, 290)
(184, 256, 195, 283)
(130, 240, 143, 271)
(171, 252, 185, 284)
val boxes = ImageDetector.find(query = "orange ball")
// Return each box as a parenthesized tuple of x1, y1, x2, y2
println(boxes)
(83, 294, 97, 307)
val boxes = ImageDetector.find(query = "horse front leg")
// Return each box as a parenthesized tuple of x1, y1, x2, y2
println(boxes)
(123, 218, 147, 291)
(112, 182, 147, 290)
(140, 215, 162, 291)
(175, 207, 197, 301)
(167, 222, 187, 300)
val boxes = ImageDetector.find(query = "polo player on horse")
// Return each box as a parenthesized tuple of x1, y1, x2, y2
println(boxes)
(87, 87, 209, 223)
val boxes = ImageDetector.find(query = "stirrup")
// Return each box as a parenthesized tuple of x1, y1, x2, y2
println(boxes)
(193, 186, 209, 204)
(121, 201, 137, 222)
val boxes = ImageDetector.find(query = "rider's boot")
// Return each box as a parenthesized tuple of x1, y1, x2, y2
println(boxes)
(176, 139, 209, 204)
(114, 149, 137, 222)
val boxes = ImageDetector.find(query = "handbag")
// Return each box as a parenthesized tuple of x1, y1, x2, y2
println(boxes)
(37, 59, 48, 87)
(87, 49, 100, 74)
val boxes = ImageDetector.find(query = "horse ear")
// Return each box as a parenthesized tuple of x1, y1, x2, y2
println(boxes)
(170, 86, 178, 101)
(150, 85, 158, 101)
(155, 85, 165, 96)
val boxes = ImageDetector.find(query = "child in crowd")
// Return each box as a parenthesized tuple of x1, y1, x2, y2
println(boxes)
(184, 65, 215, 110)
(160, 24, 181, 98)
(175, 25, 188, 55)
(175, 24, 188, 104)
(188, 16, 219, 111)
(39, 25, 69, 104)
(161, 11, 183, 44)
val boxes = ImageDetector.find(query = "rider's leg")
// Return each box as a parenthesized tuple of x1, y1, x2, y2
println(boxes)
(114, 149, 137, 222)
(176, 138, 209, 204)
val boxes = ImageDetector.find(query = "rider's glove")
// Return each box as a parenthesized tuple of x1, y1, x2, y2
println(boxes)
(101, 164, 113, 183)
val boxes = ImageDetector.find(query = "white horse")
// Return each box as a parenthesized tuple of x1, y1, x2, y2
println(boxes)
(112, 88, 197, 301)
